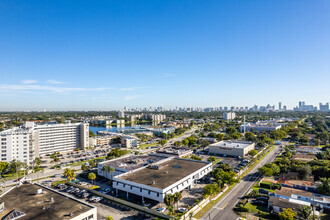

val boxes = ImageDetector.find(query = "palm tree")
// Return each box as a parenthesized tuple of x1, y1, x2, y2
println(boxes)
(64, 168, 71, 180)
(173, 192, 182, 210)
(88, 172, 96, 185)
(102, 165, 108, 178)
(297, 205, 313, 220)
(64, 168, 76, 182)
(108, 167, 115, 180)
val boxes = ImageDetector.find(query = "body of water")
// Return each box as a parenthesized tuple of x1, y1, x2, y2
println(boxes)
(89, 124, 151, 134)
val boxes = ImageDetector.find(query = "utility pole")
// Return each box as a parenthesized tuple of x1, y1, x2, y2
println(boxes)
(313, 193, 315, 220)
(243, 115, 246, 138)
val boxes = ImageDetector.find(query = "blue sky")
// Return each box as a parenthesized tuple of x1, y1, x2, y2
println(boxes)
(0, 0, 329, 111)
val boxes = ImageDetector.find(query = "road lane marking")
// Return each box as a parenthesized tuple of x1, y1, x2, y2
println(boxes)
(222, 202, 229, 209)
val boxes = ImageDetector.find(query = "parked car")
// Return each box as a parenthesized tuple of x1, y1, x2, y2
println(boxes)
(157, 207, 166, 212)
(256, 196, 269, 202)
(252, 200, 266, 206)
(178, 208, 187, 213)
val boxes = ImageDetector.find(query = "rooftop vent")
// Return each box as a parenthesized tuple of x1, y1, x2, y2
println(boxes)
(152, 180, 156, 185)
(70, 212, 74, 217)
(37, 189, 43, 194)
(50, 197, 54, 203)
(148, 164, 162, 170)
(3, 209, 25, 220)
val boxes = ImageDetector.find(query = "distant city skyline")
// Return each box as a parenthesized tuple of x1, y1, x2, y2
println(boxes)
(1, 1, 329, 110)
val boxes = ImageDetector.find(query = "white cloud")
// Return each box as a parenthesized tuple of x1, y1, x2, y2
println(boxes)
(120, 86, 151, 91)
(124, 95, 141, 100)
(120, 88, 134, 91)
(47, 80, 66, 84)
(21, 80, 37, 84)
(161, 73, 176, 77)
(0, 84, 110, 93)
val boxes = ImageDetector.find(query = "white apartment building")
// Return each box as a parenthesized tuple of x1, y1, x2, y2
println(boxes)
(223, 112, 236, 121)
(118, 110, 125, 118)
(0, 122, 89, 164)
(0, 128, 32, 164)
(121, 135, 140, 148)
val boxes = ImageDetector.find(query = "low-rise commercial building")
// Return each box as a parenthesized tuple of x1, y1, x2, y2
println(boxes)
(89, 136, 113, 147)
(113, 157, 212, 202)
(121, 135, 140, 148)
(240, 122, 282, 132)
(0, 183, 97, 220)
(274, 187, 330, 210)
(209, 140, 255, 157)
(156, 147, 193, 158)
(97, 154, 168, 178)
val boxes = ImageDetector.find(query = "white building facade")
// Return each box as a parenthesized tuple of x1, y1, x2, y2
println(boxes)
(0, 122, 89, 164)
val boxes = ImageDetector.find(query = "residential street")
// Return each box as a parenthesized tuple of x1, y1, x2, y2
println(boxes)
(200, 145, 281, 220)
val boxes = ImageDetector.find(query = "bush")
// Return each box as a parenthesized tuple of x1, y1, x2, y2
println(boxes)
(260, 181, 273, 189)
(52, 180, 66, 187)
(233, 205, 249, 212)
(258, 210, 269, 217)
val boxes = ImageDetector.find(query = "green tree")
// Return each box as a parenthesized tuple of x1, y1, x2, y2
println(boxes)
(64, 168, 76, 182)
(230, 132, 243, 140)
(108, 167, 115, 180)
(35, 157, 42, 166)
(160, 140, 167, 146)
(297, 166, 312, 180)
(245, 132, 256, 142)
(297, 205, 312, 220)
(200, 139, 209, 150)
(187, 136, 197, 146)
(181, 139, 189, 146)
(173, 192, 182, 210)
(81, 164, 88, 171)
(89, 131, 96, 137)
(174, 141, 182, 147)
(164, 194, 175, 206)
(248, 150, 258, 157)
(258, 166, 274, 176)
(318, 177, 330, 196)
(89, 160, 96, 168)
(314, 138, 321, 146)
(102, 165, 109, 178)
(203, 183, 220, 198)
(226, 127, 236, 135)
(191, 155, 202, 161)
(88, 172, 96, 185)
(208, 156, 216, 162)
(0, 162, 9, 174)
(106, 215, 114, 220)
(278, 208, 296, 220)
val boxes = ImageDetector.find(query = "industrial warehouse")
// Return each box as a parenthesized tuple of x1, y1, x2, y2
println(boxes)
(112, 157, 212, 203)
(208, 140, 255, 157)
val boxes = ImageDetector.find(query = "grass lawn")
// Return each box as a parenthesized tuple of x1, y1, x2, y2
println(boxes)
(252, 185, 275, 193)
(139, 142, 159, 149)
(244, 202, 268, 213)
(67, 156, 107, 167)
(212, 158, 222, 166)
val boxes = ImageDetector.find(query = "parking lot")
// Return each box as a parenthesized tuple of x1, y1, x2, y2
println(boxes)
(41, 147, 112, 168)
(52, 182, 148, 220)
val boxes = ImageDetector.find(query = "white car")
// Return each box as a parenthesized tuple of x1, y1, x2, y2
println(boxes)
(178, 208, 187, 213)
(157, 207, 166, 212)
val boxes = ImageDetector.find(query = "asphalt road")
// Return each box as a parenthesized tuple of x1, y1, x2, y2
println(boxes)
(200, 145, 281, 220)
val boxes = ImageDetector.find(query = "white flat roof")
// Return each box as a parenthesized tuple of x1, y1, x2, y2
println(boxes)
(209, 140, 253, 149)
